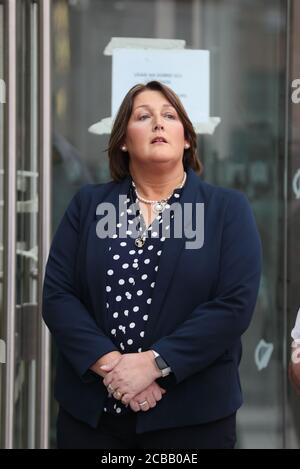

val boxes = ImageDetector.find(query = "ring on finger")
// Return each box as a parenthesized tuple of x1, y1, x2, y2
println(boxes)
(139, 400, 148, 407)
(114, 390, 122, 400)
(108, 384, 115, 393)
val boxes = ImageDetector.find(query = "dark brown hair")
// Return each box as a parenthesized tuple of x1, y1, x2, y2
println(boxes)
(107, 80, 202, 181)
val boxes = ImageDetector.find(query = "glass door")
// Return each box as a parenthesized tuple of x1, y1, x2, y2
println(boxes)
(201, 0, 287, 449)
(0, 0, 51, 449)
(14, 0, 39, 448)
(286, 0, 300, 449)
(51, 0, 289, 449)
(1, 0, 298, 450)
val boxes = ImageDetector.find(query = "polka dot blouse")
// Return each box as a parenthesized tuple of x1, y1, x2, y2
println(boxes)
(103, 177, 184, 416)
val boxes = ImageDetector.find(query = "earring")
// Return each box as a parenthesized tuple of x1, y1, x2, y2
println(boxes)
(121, 146, 127, 152)
(184, 144, 190, 149)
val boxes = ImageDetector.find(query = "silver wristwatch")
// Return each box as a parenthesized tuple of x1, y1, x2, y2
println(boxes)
(151, 350, 171, 377)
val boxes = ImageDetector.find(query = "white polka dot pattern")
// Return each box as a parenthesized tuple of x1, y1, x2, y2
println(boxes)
(103, 180, 184, 416)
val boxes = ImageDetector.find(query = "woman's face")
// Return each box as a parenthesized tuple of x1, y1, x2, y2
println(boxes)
(124, 90, 189, 169)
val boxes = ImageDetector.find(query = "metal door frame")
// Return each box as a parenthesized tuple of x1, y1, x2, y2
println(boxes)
(1, 0, 51, 449)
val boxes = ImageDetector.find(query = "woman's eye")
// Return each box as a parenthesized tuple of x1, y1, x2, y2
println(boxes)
(138, 114, 176, 120)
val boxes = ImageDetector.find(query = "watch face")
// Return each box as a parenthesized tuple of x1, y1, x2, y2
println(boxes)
(155, 356, 168, 370)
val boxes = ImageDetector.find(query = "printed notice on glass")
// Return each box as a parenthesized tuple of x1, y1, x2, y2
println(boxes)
(112, 49, 210, 123)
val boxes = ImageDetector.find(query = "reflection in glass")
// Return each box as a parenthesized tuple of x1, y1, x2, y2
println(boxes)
(286, 0, 300, 450)
(201, 0, 286, 449)
(13, 2, 39, 449)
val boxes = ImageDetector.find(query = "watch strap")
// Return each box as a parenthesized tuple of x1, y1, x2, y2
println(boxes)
(151, 350, 171, 377)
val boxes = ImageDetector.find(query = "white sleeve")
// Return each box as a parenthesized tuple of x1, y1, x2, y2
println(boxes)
(291, 308, 300, 342)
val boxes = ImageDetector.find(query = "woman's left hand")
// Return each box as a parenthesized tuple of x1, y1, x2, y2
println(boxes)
(128, 381, 167, 412)
(101, 351, 161, 404)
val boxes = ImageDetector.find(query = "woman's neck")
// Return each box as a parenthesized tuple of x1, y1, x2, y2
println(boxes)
(130, 166, 185, 201)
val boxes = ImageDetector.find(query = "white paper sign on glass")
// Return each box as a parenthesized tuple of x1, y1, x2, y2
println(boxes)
(112, 49, 210, 124)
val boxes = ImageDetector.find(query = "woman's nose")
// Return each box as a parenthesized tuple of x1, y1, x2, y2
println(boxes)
(153, 122, 164, 131)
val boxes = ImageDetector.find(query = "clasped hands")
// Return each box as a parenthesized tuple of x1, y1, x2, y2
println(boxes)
(100, 351, 166, 412)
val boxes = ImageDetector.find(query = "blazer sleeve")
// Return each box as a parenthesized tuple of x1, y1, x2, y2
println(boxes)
(151, 191, 262, 384)
(42, 187, 119, 382)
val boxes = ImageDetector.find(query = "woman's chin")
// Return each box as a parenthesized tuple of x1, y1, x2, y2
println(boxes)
(146, 155, 179, 165)
(131, 154, 181, 168)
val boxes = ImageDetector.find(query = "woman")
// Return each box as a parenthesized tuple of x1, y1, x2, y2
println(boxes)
(289, 309, 300, 393)
(43, 80, 262, 449)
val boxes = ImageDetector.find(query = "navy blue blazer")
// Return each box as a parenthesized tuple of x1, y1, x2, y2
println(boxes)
(42, 167, 262, 433)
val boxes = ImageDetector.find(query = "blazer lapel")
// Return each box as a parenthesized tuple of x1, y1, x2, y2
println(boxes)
(86, 176, 131, 331)
(142, 167, 200, 347)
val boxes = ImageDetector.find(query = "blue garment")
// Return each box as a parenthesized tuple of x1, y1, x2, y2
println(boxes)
(42, 167, 262, 432)
(104, 181, 183, 415)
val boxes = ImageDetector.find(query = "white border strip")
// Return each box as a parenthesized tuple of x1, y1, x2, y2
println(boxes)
(104, 37, 186, 56)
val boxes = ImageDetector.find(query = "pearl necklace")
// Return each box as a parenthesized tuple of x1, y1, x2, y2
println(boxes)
(132, 171, 186, 214)
(131, 172, 187, 248)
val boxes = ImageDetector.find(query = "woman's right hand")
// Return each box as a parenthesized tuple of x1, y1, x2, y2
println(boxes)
(90, 351, 122, 378)
(128, 381, 166, 412)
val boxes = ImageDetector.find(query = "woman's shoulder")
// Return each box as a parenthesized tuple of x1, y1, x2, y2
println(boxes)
(64, 180, 119, 220)
(74, 179, 119, 202)
(78, 178, 117, 194)
(198, 178, 251, 210)
(197, 179, 259, 240)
